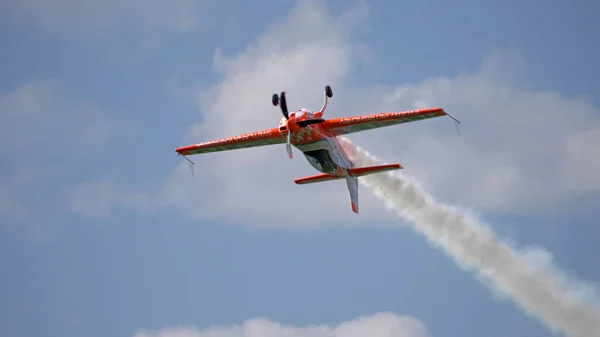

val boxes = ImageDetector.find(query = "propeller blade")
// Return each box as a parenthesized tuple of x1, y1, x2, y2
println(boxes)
(286, 130, 293, 159)
(280, 91, 289, 119)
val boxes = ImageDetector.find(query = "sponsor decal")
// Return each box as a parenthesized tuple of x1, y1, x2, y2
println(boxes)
(196, 130, 273, 148)
(339, 110, 422, 124)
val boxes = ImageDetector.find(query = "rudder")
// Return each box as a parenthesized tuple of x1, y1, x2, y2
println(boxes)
(345, 175, 359, 213)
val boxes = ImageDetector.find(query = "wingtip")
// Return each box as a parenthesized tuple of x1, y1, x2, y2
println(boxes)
(351, 202, 359, 214)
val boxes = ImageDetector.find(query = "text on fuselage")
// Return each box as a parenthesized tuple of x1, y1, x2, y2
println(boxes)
(197, 130, 273, 148)
(339, 110, 422, 124)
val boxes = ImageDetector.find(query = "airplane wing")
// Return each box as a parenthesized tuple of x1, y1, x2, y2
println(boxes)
(175, 127, 285, 156)
(322, 108, 449, 136)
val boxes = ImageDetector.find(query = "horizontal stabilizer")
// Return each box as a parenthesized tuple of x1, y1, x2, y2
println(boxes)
(294, 163, 401, 185)
(347, 163, 402, 177)
(294, 173, 344, 185)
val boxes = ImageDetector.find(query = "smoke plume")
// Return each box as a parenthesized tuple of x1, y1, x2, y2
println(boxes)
(339, 137, 600, 337)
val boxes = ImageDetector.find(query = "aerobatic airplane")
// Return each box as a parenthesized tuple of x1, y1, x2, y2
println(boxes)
(175, 85, 459, 214)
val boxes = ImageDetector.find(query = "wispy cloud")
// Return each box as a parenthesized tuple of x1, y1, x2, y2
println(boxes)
(66, 178, 116, 220)
(341, 137, 600, 337)
(5, 0, 198, 35)
(356, 49, 600, 214)
(2, 0, 206, 58)
(0, 80, 132, 236)
(149, 0, 383, 226)
(142, 0, 600, 226)
(135, 312, 430, 337)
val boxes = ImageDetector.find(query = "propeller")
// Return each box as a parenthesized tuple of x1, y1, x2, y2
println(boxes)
(273, 91, 293, 158)
(273, 91, 289, 119)
(286, 129, 292, 158)
(271, 86, 332, 159)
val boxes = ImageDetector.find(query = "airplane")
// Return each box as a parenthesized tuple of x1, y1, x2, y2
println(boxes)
(175, 85, 459, 214)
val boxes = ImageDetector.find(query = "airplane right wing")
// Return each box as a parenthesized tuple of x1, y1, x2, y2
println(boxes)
(322, 108, 450, 136)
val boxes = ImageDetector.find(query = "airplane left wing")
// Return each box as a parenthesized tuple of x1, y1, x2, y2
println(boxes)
(175, 127, 285, 156)
(322, 108, 449, 136)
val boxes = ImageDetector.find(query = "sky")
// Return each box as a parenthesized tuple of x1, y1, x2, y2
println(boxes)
(1, 0, 599, 336)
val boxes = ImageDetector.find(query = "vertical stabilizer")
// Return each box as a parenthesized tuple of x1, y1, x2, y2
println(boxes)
(345, 175, 359, 213)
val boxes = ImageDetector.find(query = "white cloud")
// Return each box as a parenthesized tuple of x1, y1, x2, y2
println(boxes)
(0, 80, 124, 157)
(65, 178, 155, 221)
(151, 0, 389, 227)
(0, 80, 129, 234)
(5, 0, 197, 35)
(134, 312, 430, 337)
(349, 50, 600, 214)
(66, 179, 115, 220)
(149, 0, 600, 226)
(3, 0, 204, 56)
(563, 124, 600, 192)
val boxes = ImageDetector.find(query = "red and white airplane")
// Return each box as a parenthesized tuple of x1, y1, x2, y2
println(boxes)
(175, 85, 459, 214)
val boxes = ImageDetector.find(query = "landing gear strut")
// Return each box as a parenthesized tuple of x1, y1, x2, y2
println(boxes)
(271, 85, 332, 113)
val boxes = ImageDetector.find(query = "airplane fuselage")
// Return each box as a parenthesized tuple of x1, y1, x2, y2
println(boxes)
(279, 109, 353, 176)
(278, 108, 361, 213)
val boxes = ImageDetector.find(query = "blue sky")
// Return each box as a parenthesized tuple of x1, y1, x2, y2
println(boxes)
(1, 1, 599, 337)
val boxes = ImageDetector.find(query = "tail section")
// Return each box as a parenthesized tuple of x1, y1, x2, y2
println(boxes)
(294, 163, 402, 214)
(347, 163, 402, 177)
(344, 164, 401, 214)
(345, 175, 359, 213)
(294, 173, 344, 185)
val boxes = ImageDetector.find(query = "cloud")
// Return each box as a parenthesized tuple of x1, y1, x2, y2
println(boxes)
(3, 0, 203, 56)
(66, 179, 116, 220)
(0, 80, 123, 156)
(343, 138, 600, 337)
(5, 0, 197, 35)
(65, 178, 155, 221)
(351, 49, 600, 214)
(134, 312, 430, 337)
(0, 80, 130, 235)
(149, 0, 386, 227)
(147, 0, 600, 226)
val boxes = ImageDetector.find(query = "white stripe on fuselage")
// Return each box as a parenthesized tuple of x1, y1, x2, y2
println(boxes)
(327, 136, 353, 169)
(295, 136, 353, 174)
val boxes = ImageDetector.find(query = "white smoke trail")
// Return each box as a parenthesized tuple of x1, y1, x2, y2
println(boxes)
(339, 137, 600, 337)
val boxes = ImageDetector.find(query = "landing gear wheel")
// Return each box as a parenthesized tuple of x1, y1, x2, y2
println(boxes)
(325, 85, 333, 98)
(272, 93, 279, 106)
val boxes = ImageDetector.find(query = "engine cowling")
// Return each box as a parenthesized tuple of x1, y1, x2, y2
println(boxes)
(272, 86, 333, 159)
